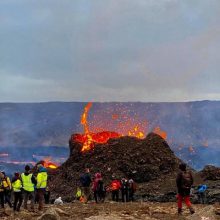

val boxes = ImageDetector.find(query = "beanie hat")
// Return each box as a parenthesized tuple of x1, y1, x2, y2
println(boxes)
(25, 165, 30, 171)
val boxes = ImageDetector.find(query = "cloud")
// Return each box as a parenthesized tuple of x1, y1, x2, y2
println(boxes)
(0, 0, 220, 102)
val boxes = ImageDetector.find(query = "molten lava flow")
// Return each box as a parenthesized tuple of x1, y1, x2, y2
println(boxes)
(81, 102, 92, 134)
(153, 127, 167, 140)
(80, 102, 94, 152)
(74, 131, 121, 152)
(42, 157, 58, 169)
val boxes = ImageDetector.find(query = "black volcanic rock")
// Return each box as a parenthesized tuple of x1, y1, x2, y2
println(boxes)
(199, 165, 220, 181)
(49, 133, 183, 200)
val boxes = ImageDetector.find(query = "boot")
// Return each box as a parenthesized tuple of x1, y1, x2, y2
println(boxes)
(178, 208, 182, 215)
(189, 207, 195, 214)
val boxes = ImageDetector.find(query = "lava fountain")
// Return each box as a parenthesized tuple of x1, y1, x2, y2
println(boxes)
(73, 102, 167, 152)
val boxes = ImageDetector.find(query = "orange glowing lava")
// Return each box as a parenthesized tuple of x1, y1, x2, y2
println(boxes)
(76, 102, 167, 152)
(128, 125, 144, 139)
(78, 102, 121, 152)
(42, 157, 58, 169)
(153, 126, 167, 140)
(77, 102, 148, 152)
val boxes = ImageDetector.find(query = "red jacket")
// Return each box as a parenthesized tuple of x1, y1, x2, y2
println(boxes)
(111, 180, 121, 191)
(92, 173, 103, 191)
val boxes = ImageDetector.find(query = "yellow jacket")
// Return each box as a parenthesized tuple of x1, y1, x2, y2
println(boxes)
(36, 172, 48, 189)
(3, 177, 11, 190)
(0, 180, 4, 192)
(12, 179, 22, 192)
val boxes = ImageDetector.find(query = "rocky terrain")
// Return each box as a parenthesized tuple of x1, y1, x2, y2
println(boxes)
(1, 130, 220, 219)
(1, 202, 220, 220)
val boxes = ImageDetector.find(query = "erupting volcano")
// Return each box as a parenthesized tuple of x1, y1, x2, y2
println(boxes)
(73, 102, 167, 152)
(73, 102, 121, 152)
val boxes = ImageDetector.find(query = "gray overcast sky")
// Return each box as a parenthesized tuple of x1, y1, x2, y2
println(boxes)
(0, 0, 220, 102)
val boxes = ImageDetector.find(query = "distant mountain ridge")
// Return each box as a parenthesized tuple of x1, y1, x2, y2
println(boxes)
(0, 101, 220, 169)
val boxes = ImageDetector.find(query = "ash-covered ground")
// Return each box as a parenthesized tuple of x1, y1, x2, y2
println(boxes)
(1, 202, 220, 220)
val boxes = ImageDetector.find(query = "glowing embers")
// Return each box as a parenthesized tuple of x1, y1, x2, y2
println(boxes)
(153, 126, 167, 140)
(128, 125, 144, 139)
(77, 102, 167, 152)
(42, 157, 58, 169)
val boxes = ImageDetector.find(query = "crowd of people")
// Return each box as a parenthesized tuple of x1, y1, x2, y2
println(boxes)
(77, 168, 137, 204)
(0, 163, 208, 216)
(0, 163, 48, 215)
(77, 164, 207, 216)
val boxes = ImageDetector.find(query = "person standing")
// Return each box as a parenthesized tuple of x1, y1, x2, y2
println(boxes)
(121, 178, 129, 202)
(0, 172, 7, 215)
(197, 184, 207, 204)
(12, 172, 23, 212)
(2, 172, 12, 208)
(92, 173, 105, 203)
(128, 178, 136, 202)
(79, 168, 92, 203)
(36, 165, 48, 211)
(110, 176, 121, 202)
(21, 165, 36, 211)
(176, 163, 195, 215)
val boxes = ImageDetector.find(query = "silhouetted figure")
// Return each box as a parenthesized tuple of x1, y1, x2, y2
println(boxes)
(128, 179, 136, 202)
(176, 163, 195, 215)
(0, 172, 6, 213)
(121, 178, 129, 202)
(12, 172, 23, 212)
(2, 172, 12, 208)
(92, 173, 105, 203)
(79, 168, 92, 203)
(197, 184, 207, 204)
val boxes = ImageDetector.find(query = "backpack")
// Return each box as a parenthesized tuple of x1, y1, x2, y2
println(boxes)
(131, 182, 137, 192)
(181, 171, 192, 189)
(80, 174, 91, 187)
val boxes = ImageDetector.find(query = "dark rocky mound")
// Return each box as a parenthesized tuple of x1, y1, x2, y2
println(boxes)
(199, 165, 220, 181)
(49, 132, 183, 201)
(191, 165, 220, 204)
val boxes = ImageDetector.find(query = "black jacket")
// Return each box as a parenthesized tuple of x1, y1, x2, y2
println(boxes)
(176, 170, 193, 196)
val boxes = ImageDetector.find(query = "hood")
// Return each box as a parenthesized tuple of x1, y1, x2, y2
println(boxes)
(95, 173, 102, 178)
(39, 167, 47, 172)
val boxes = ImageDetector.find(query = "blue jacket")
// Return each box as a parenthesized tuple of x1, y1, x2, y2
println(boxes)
(198, 185, 207, 193)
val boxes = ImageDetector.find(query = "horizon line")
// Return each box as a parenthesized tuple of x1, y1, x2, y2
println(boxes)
(0, 99, 219, 104)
